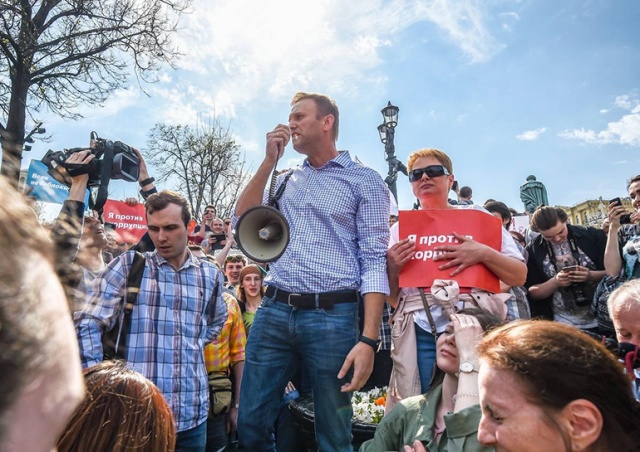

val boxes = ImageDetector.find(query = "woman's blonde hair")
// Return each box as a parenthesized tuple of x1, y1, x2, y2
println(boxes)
(407, 148, 453, 174)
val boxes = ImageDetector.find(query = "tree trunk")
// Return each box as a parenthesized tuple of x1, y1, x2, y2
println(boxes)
(1, 74, 29, 187)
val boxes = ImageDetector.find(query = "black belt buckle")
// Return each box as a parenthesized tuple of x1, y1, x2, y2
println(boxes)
(287, 293, 303, 307)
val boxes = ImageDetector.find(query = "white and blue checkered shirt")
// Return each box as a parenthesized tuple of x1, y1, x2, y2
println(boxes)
(255, 151, 390, 295)
(74, 249, 227, 432)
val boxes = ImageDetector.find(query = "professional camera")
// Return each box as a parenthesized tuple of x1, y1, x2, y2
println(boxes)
(41, 131, 140, 211)
(583, 331, 640, 370)
(42, 131, 140, 187)
(570, 284, 590, 307)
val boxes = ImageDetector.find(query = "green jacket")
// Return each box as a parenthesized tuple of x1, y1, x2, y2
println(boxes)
(359, 385, 492, 452)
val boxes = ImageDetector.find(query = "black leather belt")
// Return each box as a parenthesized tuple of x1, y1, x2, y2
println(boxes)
(265, 286, 358, 309)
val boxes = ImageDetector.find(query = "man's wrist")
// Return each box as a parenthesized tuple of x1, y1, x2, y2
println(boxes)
(139, 186, 158, 200)
(139, 176, 155, 186)
(359, 335, 381, 352)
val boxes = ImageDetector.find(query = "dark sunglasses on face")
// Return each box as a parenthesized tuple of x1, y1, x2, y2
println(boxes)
(408, 165, 451, 182)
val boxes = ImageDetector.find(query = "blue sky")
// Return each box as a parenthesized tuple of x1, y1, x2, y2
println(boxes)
(24, 0, 640, 217)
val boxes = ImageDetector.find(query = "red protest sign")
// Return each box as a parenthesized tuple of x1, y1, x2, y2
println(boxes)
(399, 209, 502, 293)
(102, 200, 148, 243)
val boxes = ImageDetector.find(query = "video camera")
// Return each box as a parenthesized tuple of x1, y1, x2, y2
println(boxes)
(584, 331, 640, 372)
(41, 131, 140, 211)
(42, 131, 140, 187)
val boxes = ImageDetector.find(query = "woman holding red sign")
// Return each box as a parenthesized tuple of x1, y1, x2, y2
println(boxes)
(385, 148, 526, 412)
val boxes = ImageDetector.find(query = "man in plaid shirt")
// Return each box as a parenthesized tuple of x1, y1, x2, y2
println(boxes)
(75, 190, 228, 452)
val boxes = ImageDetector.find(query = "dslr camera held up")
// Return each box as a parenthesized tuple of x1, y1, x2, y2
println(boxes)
(42, 131, 140, 187)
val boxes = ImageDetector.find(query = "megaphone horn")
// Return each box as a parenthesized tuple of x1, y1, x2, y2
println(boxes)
(235, 205, 290, 263)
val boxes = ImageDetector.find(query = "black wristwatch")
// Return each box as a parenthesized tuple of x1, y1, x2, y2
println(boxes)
(139, 177, 155, 186)
(139, 186, 158, 200)
(359, 335, 381, 352)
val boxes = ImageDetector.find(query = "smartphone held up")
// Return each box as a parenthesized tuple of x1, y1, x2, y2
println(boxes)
(610, 197, 632, 224)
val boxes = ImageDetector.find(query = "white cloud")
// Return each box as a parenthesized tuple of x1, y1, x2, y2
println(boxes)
(560, 95, 640, 146)
(517, 127, 547, 141)
(410, 0, 504, 63)
(499, 11, 519, 32)
(72, 88, 142, 119)
(615, 95, 633, 110)
(155, 0, 503, 120)
(500, 12, 520, 20)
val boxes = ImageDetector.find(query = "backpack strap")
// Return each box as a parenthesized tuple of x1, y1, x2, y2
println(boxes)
(207, 271, 221, 326)
(103, 251, 146, 360)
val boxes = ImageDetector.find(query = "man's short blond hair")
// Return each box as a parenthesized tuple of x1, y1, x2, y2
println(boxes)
(291, 92, 339, 141)
(406, 148, 453, 174)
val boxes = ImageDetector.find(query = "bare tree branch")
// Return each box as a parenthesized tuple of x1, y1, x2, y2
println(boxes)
(146, 114, 252, 220)
(0, 0, 190, 186)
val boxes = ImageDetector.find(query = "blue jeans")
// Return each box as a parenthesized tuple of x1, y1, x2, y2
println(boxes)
(415, 323, 437, 393)
(237, 294, 359, 452)
(176, 420, 207, 452)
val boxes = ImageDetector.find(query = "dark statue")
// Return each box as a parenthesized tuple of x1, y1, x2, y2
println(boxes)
(520, 175, 549, 214)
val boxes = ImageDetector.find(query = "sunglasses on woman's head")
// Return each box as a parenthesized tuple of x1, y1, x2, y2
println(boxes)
(225, 255, 245, 263)
(408, 165, 451, 182)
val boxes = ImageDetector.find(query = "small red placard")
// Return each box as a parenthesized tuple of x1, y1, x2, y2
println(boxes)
(102, 200, 148, 243)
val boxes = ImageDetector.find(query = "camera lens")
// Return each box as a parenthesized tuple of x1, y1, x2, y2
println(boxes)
(571, 284, 590, 307)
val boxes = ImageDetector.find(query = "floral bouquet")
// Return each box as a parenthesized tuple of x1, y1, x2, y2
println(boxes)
(351, 386, 387, 424)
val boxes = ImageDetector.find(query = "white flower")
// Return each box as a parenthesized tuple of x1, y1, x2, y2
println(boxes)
(351, 386, 387, 424)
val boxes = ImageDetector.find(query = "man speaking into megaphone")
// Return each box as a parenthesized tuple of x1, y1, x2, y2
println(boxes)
(233, 92, 390, 451)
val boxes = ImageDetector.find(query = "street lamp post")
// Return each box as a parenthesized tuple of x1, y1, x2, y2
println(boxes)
(377, 101, 406, 203)
(23, 121, 46, 152)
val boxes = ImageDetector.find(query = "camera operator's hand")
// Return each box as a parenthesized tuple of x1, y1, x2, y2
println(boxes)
(132, 148, 154, 191)
(133, 148, 149, 179)
(567, 265, 591, 283)
(66, 151, 94, 202)
(554, 270, 573, 288)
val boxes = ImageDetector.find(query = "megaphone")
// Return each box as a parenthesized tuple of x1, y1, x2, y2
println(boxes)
(235, 205, 290, 263)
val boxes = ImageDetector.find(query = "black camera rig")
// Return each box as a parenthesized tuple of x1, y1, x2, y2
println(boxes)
(41, 131, 140, 211)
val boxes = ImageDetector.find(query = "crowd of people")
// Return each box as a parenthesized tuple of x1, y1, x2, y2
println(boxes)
(2, 91, 640, 452)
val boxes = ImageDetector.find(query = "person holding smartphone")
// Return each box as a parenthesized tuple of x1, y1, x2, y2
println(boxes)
(597, 177, 640, 326)
(202, 218, 228, 253)
(605, 178, 640, 281)
(525, 206, 606, 332)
